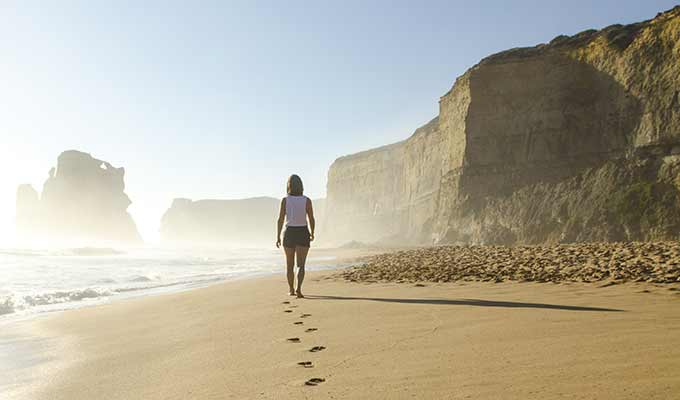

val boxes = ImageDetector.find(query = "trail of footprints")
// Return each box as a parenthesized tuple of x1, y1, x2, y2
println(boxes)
(281, 300, 326, 387)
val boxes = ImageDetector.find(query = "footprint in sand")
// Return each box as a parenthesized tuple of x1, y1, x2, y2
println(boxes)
(288, 305, 298, 308)
(305, 378, 325, 386)
(284, 310, 293, 313)
(287, 338, 301, 343)
(309, 346, 325, 352)
(294, 322, 304, 325)
(282, 301, 290, 304)
(300, 313, 312, 318)
(305, 328, 318, 332)
(297, 361, 313, 368)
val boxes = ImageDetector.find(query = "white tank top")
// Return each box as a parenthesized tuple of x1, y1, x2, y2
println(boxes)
(285, 195, 308, 227)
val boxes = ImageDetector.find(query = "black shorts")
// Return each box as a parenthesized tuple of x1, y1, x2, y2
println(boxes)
(283, 226, 311, 248)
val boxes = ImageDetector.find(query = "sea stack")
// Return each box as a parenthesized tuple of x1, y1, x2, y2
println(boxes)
(15, 150, 142, 245)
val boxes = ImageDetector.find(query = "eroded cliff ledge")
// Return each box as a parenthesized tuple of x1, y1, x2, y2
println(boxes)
(324, 7, 680, 246)
(16, 150, 142, 245)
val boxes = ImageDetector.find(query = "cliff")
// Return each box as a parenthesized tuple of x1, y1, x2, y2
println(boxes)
(324, 117, 444, 244)
(160, 197, 325, 247)
(323, 7, 680, 246)
(15, 150, 142, 245)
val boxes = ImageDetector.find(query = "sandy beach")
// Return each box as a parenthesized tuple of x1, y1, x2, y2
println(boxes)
(4, 3, 680, 400)
(9, 266, 680, 399)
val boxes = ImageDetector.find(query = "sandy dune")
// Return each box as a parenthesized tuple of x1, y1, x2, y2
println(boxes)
(20, 272, 680, 399)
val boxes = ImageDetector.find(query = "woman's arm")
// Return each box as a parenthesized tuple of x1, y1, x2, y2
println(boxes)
(276, 198, 286, 248)
(306, 198, 315, 241)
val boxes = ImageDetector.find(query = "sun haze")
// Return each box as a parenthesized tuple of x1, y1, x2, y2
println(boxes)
(0, 0, 676, 244)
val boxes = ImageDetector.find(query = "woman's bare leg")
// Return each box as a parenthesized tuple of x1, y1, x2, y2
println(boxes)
(284, 246, 296, 295)
(295, 246, 310, 297)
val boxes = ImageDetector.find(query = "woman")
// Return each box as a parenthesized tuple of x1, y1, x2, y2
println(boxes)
(276, 174, 315, 298)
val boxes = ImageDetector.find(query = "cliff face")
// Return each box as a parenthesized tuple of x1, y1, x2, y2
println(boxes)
(323, 7, 680, 246)
(160, 196, 325, 247)
(16, 150, 142, 245)
(324, 118, 443, 244)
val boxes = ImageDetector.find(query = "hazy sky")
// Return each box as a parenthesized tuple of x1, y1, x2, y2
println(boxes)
(0, 0, 676, 244)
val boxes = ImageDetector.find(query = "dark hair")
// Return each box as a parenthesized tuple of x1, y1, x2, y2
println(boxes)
(287, 174, 304, 196)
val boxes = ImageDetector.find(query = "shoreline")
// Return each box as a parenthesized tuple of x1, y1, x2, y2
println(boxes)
(13, 269, 680, 399)
(1, 247, 383, 398)
(0, 246, 381, 325)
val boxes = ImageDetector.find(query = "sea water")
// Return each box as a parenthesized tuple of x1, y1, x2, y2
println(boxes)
(0, 246, 340, 398)
(0, 247, 337, 323)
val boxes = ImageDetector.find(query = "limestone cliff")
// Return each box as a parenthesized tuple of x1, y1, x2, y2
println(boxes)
(15, 150, 142, 245)
(160, 197, 325, 247)
(324, 117, 443, 244)
(323, 7, 680, 246)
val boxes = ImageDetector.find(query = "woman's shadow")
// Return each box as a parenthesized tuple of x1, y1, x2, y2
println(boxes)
(305, 295, 623, 312)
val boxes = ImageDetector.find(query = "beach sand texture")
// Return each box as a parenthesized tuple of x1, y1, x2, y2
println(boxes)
(18, 269, 680, 399)
(339, 242, 680, 284)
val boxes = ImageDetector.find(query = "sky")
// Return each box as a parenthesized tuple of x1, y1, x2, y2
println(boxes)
(0, 0, 676, 244)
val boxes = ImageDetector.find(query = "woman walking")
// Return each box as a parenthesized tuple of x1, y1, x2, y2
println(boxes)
(276, 174, 315, 298)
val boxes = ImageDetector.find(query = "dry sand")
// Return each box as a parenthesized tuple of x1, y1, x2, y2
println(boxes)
(340, 242, 680, 284)
(15, 271, 680, 399)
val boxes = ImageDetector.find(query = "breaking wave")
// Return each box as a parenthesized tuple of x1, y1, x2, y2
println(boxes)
(0, 247, 340, 321)
(0, 276, 232, 318)
(0, 298, 14, 316)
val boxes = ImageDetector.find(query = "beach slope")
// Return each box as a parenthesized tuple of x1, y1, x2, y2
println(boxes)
(25, 272, 680, 399)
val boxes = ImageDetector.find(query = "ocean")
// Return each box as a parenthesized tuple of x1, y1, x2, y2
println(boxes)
(0, 247, 337, 323)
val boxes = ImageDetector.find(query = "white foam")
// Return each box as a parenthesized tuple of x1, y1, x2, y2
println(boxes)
(0, 248, 270, 320)
(0, 247, 339, 322)
(0, 298, 14, 316)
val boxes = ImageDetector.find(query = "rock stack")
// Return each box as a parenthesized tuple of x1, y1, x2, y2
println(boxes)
(15, 150, 142, 245)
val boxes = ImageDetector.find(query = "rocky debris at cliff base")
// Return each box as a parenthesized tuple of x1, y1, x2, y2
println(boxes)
(336, 242, 680, 285)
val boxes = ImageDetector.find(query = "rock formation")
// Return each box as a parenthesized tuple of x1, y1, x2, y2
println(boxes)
(323, 7, 680, 246)
(160, 197, 279, 247)
(325, 118, 443, 244)
(15, 150, 142, 245)
(160, 196, 325, 247)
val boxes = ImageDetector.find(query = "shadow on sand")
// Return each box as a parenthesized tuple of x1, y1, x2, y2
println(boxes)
(305, 295, 623, 312)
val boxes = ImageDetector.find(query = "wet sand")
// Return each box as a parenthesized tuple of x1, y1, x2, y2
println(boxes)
(12, 268, 680, 399)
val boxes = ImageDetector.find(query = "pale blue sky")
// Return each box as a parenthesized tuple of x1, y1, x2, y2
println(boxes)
(0, 0, 676, 243)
